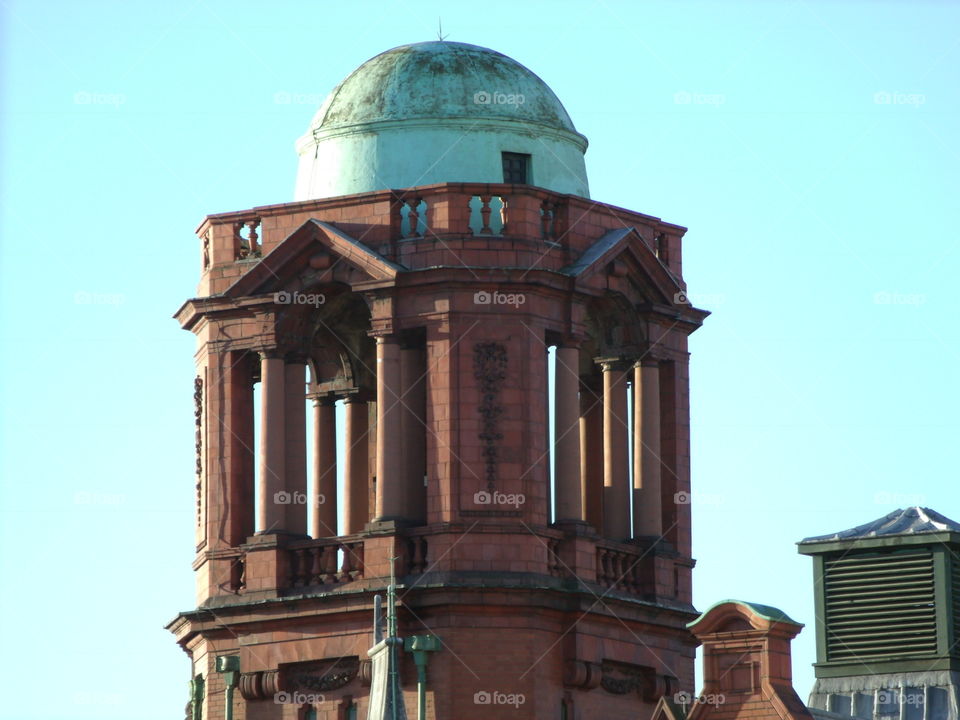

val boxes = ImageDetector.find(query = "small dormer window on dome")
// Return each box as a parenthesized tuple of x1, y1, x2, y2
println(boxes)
(502, 152, 531, 184)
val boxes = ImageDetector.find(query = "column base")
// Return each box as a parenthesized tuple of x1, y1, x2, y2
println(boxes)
(249, 530, 310, 543)
(365, 518, 413, 533)
(552, 519, 594, 536)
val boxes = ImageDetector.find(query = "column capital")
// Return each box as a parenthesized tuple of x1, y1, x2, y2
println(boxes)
(633, 356, 662, 369)
(595, 357, 632, 373)
(368, 330, 401, 344)
(258, 348, 283, 361)
(310, 394, 338, 407)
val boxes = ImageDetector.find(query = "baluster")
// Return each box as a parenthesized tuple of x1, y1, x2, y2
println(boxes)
(309, 547, 323, 585)
(405, 198, 420, 238)
(465, 195, 475, 235)
(498, 196, 508, 236)
(540, 202, 553, 240)
(479, 195, 493, 234)
(245, 219, 260, 256)
(236, 222, 249, 259)
(598, 549, 609, 586)
(321, 544, 337, 584)
(339, 544, 353, 582)
(395, 200, 406, 239)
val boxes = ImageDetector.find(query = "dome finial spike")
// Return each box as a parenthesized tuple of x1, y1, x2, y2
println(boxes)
(437, 18, 448, 41)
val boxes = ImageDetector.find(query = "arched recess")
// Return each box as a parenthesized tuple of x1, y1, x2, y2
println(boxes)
(305, 286, 375, 396)
(300, 285, 377, 536)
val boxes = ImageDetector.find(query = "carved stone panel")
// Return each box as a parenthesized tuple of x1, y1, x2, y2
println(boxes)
(473, 341, 507, 492)
(284, 657, 360, 693)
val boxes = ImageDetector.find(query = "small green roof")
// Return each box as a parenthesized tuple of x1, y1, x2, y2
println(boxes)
(687, 599, 803, 629)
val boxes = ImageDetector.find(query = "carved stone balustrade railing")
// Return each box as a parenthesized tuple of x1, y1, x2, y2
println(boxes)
(595, 540, 654, 597)
(287, 536, 365, 589)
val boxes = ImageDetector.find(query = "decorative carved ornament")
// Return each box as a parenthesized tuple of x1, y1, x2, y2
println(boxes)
(285, 657, 360, 693)
(563, 660, 602, 690)
(238, 670, 281, 701)
(193, 376, 203, 526)
(473, 342, 507, 492)
(562, 660, 676, 701)
(601, 660, 647, 695)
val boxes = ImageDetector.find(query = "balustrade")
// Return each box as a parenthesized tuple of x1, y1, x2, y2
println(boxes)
(287, 538, 366, 589)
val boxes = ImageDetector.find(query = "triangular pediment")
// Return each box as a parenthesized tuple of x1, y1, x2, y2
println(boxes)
(224, 219, 405, 299)
(652, 695, 689, 720)
(562, 226, 683, 305)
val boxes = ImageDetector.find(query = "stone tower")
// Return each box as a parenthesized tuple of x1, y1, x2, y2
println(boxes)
(168, 41, 707, 720)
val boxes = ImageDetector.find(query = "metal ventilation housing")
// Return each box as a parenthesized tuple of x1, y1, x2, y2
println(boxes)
(822, 549, 937, 661)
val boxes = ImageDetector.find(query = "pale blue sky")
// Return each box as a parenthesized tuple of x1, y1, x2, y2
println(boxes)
(1, 1, 958, 718)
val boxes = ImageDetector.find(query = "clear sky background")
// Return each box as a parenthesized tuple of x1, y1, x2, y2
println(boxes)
(1, 1, 958, 718)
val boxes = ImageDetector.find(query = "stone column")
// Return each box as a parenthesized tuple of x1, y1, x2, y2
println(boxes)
(257, 353, 285, 534)
(343, 396, 369, 534)
(633, 359, 662, 538)
(579, 379, 604, 530)
(601, 361, 630, 539)
(400, 344, 426, 524)
(374, 336, 404, 523)
(311, 397, 337, 537)
(554, 345, 583, 523)
(283, 360, 308, 535)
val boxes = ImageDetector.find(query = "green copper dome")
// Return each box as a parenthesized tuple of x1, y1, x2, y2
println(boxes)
(310, 41, 581, 136)
(294, 41, 590, 200)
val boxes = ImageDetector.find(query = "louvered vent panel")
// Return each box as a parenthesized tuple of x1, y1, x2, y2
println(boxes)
(824, 551, 936, 661)
(952, 557, 960, 648)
